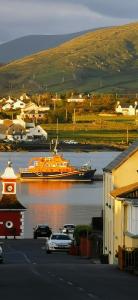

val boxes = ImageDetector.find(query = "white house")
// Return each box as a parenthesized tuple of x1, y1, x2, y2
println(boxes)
(13, 99, 26, 110)
(18, 101, 49, 120)
(2, 103, 12, 111)
(25, 125, 47, 141)
(7, 124, 48, 142)
(20, 93, 30, 101)
(67, 97, 85, 103)
(67, 93, 85, 103)
(5, 96, 14, 104)
(115, 101, 138, 115)
(2, 96, 14, 110)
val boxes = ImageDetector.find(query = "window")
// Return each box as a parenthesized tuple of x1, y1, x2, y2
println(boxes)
(127, 206, 138, 235)
(51, 234, 70, 240)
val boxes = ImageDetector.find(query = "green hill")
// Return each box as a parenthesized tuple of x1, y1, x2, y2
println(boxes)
(0, 29, 99, 63)
(1, 22, 138, 95)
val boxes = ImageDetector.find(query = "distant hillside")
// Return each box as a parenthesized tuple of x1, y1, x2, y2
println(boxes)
(0, 29, 98, 63)
(1, 22, 138, 94)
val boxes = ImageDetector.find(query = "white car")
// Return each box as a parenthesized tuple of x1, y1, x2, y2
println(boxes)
(45, 233, 72, 253)
(62, 224, 75, 234)
(0, 244, 3, 263)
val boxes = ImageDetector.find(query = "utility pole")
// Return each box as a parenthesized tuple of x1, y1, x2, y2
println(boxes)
(56, 118, 59, 140)
(38, 94, 40, 106)
(73, 108, 76, 124)
(65, 108, 68, 121)
(53, 93, 57, 111)
(126, 127, 129, 145)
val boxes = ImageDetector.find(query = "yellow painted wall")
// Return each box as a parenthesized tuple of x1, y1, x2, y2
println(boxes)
(114, 200, 123, 253)
(104, 149, 138, 264)
(114, 200, 138, 251)
(113, 152, 138, 188)
(103, 173, 114, 263)
(125, 235, 138, 248)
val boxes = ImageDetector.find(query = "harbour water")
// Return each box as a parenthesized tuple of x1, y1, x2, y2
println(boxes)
(0, 151, 120, 237)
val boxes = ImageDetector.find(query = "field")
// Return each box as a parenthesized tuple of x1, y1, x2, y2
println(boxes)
(42, 114, 138, 144)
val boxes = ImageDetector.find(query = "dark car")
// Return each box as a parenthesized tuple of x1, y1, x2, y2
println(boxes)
(0, 243, 3, 263)
(33, 224, 52, 239)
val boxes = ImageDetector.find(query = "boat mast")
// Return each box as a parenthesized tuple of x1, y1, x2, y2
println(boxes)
(53, 118, 58, 155)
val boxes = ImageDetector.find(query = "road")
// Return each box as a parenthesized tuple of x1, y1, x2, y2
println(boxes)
(0, 239, 138, 300)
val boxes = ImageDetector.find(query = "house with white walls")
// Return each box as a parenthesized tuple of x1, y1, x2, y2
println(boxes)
(13, 99, 26, 110)
(2, 103, 12, 111)
(115, 101, 138, 115)
(25, 125, 47, 141)
(19, 101, 50, 120)
(0, 118, 47, 142)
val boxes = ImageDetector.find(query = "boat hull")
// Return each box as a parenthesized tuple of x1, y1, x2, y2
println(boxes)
(19, 169, 96, 182)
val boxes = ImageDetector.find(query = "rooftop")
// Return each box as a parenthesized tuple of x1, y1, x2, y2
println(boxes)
(111, 182, 138, 198)
(0, 194, 26, 210)
(103, 140, 138, 172)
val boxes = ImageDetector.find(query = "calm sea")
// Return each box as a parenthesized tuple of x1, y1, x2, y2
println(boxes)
(0, 151, 120, 237)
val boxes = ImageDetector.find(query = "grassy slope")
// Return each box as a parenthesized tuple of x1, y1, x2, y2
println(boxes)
(42, 115, 138, 144)
(0, 29, 100, 63)
(1, 22, 138, 94)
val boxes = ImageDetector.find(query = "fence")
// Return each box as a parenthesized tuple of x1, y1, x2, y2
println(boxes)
(118, 246, 138, 273)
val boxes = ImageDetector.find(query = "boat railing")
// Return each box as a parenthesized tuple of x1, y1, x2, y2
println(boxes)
(19, 168, 31, 172)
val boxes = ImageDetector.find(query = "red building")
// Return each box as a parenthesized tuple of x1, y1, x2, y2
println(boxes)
(0, 161, 26, 238)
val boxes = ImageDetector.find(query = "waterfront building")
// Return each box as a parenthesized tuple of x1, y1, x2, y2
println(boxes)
(103, 140, 138, 264)
(0, 161, 26, 238)
(0, 119, 47, 142)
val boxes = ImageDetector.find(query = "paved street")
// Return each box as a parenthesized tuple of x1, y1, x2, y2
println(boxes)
(0, 239, 138, 300)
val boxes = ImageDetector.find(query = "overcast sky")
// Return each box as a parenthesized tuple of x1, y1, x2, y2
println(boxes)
(0, 0, 138, 44)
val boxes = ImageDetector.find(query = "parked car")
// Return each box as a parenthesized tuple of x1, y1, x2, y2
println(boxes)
(0, 244, 3, 263)
(33, 224, 52, 239)
(62, 224, 75, 234)
(45, 233, 72, 253)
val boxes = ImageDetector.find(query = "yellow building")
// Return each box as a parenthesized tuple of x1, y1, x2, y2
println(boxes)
(103, 140, 138, 264)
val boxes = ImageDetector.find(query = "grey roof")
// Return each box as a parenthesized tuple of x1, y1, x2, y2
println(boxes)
(103, 139, 138, 172)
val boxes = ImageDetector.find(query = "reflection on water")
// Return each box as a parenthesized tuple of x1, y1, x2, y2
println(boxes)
(27, 203, 68, 236)
(27, 181, 73, 197)
(17, 181, 103, 238)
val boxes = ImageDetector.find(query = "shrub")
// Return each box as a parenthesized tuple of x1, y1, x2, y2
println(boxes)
(73, 224, 92, 245)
